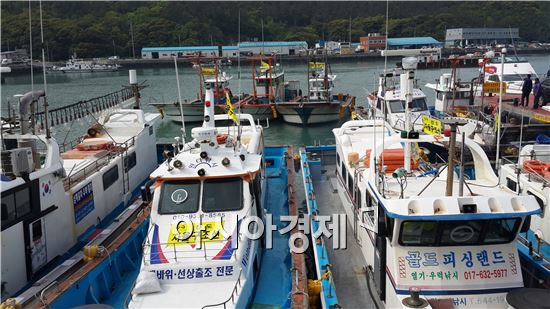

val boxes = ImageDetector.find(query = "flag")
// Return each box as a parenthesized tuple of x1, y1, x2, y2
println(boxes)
(309, 62, 325, 69)
(225, 91, 239, 124)
(260, 61, 271, 72)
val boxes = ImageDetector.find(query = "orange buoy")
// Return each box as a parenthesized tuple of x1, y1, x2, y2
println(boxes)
(364, 149, 371, 167)
(523, 160, 547, 174)
(216, 134, 228, 144)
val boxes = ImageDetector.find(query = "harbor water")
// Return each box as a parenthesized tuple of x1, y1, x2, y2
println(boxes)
(2, 54, 549, 147)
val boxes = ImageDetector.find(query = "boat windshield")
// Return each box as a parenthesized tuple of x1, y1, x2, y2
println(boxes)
(502, 74, 524, 82)
(399, 218, 521, 246)
(158, 178, 243, 214)
(202, 178, 243, 212)
(388, 98, 428, 113)
(159, 180, 200, 214)
(490, 56, 527, 63)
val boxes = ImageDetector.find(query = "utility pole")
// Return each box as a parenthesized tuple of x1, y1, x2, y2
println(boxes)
(349, 16, 352, 44)
(130, 21, 136, 59)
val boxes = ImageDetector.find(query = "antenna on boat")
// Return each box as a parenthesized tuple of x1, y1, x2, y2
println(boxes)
(28, 0, 36, 135)
(237, 8, 242, 145)
(173, 56, 186, 143)
(495, 48, 507, 170)
(39, 0, 50, 139)
(380, 0, 389, 176)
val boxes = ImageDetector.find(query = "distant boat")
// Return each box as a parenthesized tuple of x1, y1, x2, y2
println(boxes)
(276, 60, 354, 125)
(479, 54, 538, 95)
(48, 56, 120, 73)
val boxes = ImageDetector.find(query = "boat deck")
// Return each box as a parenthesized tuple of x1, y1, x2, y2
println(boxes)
(301, 146, 375, 308)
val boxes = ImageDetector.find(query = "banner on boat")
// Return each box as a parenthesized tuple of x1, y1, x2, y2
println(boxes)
(309, 62, 325, 69)
(72, 182, 95, 224)
(421, 116, 442, 135)
(483, 82, 507, 94)
(201, 67, 217, 76)
(167, 220, 225, 245)
(393, 245, 521, 288)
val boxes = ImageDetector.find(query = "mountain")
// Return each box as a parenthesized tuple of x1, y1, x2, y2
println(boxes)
(1, 1, 549, 60)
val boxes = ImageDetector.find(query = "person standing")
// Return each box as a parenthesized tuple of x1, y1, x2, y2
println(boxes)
(520, 74, 532, 107)
(533, 78, 542, 108)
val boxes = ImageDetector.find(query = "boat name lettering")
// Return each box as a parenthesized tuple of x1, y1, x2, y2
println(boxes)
(188, 157, 218, 169)
(150, 265, 234, 280)
(405, 250, 506, 269)
(428, 295, 506, 307)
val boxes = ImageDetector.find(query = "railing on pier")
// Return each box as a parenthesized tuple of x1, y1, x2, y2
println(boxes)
(35, 86, 146, 129)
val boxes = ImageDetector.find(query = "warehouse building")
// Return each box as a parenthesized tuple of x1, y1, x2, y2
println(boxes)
(387, 37, 443, 50)
(141, 46, 239, 59)
(360, 33, 387, 52)
(237, 41, 308, 56)
(445, 28, 519, 47)
(141, 41, 308, 59)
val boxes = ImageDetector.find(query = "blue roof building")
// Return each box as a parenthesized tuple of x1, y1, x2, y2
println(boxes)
(387, 37, 443, 49)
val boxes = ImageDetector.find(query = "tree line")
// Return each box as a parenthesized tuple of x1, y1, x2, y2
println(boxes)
(1, 1, 549, 60)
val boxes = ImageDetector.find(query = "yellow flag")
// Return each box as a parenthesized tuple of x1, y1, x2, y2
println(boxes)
(260, 61, 271, 72)
(309, 62, 325, 69)
(225, 91, 239, 124)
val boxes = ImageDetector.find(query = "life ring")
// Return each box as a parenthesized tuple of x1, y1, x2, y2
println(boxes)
(523, 160, 547, 174)
(216, 134, 228, 144)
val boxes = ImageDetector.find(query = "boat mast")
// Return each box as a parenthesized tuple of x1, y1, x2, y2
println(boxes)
(174, 56, 186, 142)
(39, 0, 50, 139)
(495, 48, 506, 170)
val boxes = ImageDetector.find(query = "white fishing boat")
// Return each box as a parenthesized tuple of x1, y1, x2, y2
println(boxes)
(499, 143, 550, 288)
(48, 57, 120, 73)
(276, 62, 354, 125)
(129, 83, 266, 308)
(366, 65, 430, 132)
(425, 73, 482, 119)
(150, 69, 233, 123)
(332, 56, 540, 308)
(480, 53, 538, 96)
(0, 73, 161, 299)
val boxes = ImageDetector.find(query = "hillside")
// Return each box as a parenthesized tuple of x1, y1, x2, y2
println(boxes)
(1, 1, 549, 60)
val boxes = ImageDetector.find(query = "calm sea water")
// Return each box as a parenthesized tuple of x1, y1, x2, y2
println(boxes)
(2, 54, 549, 148)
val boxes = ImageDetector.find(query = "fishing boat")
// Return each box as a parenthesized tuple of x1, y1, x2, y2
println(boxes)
(366, 67, 430, 132)
(327, 116, 539, 307)
(149, 72, 233, 123)
(0, 71, 161, 302)
(129, 84, 266, 308)
(48, 56, 120, 73)
(232, 56, 283, 122)
(327, 55, 540, 307)
(425, 72, 482, 119)
(499, 143, 550, 288)
(276, 61, 354, 125)
(479, 53, 538, 96)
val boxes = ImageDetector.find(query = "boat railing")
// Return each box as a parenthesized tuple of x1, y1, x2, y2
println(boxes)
(201, 269, 243, 309)
(62, 136, 135, 190)
(502, 153, 550, 185)
(142, 240, 237, 264)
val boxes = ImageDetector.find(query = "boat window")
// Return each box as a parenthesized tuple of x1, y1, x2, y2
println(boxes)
(389, 100, 404, 113)
(376, 98, 382, 110)
(502, 74, 523, 82)
(399, 218, 521, 246)
(15, 188, 31, 217)
(506, 177, 517, 192)
(124, 152, 137, 172)
(102, 165, 119, 190)
(348, 174, 354, 199)
(336, 152, 340, 167)
(32, 220, 42, 241)
(1, 194, 16, 222)
(159, 180, 200, 214)
(488, 75, 500, 82)
(341, 164, 347, 183)
(527, 191, 545, 217)
(202, 178, 243, 212)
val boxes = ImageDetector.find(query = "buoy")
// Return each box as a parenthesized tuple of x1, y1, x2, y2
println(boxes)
(307, 279, 322, 307)
(76, 140, 113, 151)
(83, 245, 99, 262)
(523, 160, 547, 174)
(293, 153, 301, 172)
(216, 134, 228, 144)
(348, 151, 359, 166)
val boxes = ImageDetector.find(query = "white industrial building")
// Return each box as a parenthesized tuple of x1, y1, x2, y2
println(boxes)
(141, 41, 308, 59)
(445, 28, 519, 47)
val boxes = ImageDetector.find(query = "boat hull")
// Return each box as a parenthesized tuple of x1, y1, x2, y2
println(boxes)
(276, 102, 346, 125)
